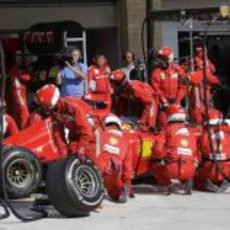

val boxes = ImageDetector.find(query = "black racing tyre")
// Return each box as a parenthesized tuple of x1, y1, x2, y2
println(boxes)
(2, 146, 42, 199)
(46, 156, 104, 217)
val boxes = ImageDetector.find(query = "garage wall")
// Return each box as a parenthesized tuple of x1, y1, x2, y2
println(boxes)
(161, 22, 179, 58)
(160, 0, 230, 10)
(0, 5, 117, 30)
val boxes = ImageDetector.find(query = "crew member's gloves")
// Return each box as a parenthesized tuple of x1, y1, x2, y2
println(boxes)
(159, 98, 169, 110)
(78, 146, 87, 161)
(69, 142, 87, 161)
(137, 119, 146, 127)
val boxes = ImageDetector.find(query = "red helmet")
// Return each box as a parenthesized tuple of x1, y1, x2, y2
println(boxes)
(167, 105, 186, 122)
(158, 46, 174, 63)
(110, 69, 125, 83)
(35, 84, 60, 110)
(208, 109, 223, 125)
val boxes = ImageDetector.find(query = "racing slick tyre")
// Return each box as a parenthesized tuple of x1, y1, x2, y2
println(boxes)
(2, 146, 42, 199)
(46, 156, 104, 217)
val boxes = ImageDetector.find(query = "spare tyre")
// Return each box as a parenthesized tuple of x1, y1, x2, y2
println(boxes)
(2, 146, 42, 199)
(46, 156, 104, 217)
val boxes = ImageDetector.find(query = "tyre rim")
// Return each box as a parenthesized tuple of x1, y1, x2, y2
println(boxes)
(69, 163, 99, 199)
(6, 158, 35, 189)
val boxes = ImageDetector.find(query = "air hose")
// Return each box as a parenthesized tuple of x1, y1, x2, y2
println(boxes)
(0, 41, 46, 222)
(202, 23, 230, 184)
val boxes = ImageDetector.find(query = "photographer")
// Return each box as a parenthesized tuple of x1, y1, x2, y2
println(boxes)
(56, 49, 87, 98)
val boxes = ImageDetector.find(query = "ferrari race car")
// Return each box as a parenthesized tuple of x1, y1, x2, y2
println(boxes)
(3, 119, 104, 217)
(2, 117, 156, 216)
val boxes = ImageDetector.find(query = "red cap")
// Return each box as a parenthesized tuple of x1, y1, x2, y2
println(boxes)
(110, 69, 125, 83)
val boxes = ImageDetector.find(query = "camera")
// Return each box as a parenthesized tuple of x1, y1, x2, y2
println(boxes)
(54, 51, 72, 68)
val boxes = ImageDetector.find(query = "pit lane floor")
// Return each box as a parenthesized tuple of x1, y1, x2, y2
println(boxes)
(0, 186, 230, 230)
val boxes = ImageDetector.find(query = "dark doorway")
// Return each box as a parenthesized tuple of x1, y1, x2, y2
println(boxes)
(87, 27, 119, 69)
(178, 31, 230, 115)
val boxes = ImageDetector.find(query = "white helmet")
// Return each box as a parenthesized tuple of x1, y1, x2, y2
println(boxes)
(167, 105, 186, 123)
(208, 109, 223, 126)
(223, 119, 230, 126)
(104, 114, 122, 130)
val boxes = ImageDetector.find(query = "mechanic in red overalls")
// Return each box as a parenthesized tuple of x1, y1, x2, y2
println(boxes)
(189, 47, 220, 123)
(151, 46, 186, 127)
(194, 109, 230, 192)
(194, 46, 216, 74)
(7, 50, 31, 129)
(35, 84, 96, 158)
(110, 69, 157, 130)
(151, 105, 198, 195)
(85, 54, 112, 117)
(0, 99, 19, 138)
(98, 114, 133, 203)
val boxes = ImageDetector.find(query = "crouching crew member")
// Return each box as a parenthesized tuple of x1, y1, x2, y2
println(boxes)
(195, 109, 230, 192)
(98, 114, 133, 203)
(110, 70, 157, 130)
(35, 84, 95, 158)
(151, 105, 198, 195)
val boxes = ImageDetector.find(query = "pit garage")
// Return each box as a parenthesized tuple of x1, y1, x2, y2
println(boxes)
(0, 0, 120, 69)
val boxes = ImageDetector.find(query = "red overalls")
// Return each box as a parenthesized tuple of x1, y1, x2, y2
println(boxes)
(195, 128, 230, 191)
(152, 122, 198, 187)
(189, 56, 220, 123)
(98, 128, 133, 200)
(8, 65, 31, 129)
(2, 114, 19, 138)
(51, 97, 95, 157)
(115, 80, 157, 128)
(85, 64, 112, 117)
(151, 63, 186, 127)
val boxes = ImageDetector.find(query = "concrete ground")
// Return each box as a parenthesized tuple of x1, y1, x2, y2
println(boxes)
(0, 187, 230, 230)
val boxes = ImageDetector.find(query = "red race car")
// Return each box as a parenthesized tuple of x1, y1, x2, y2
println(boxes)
(3, 118, 104, 217)
(3, 117, 156, 215)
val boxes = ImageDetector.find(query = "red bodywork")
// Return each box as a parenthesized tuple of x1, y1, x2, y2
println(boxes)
(4, 118, 156, 177)
(4, 119, 60, 162)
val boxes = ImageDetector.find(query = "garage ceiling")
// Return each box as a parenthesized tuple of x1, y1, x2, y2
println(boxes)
(0, 0, 116, 7)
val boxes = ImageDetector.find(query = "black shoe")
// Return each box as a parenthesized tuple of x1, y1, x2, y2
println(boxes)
(119, 184, 129, 203)
(162, 185, 172, 196)
(206, 179, 221, 193)
(183, 180, 193, 195)
(217, 179, 229, 193)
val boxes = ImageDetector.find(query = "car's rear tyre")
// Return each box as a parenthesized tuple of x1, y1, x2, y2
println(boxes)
(46, 156, 104, 217)
(2, 146, 42, 199)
